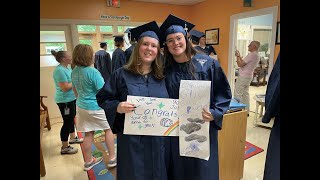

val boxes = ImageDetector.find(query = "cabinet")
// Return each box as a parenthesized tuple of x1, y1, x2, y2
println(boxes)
(218, 110, 247, 180)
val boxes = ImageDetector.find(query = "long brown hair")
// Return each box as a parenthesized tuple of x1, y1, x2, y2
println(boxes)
(124, 37, 164, 79)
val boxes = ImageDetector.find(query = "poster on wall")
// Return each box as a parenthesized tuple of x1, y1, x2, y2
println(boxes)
(205, 28, 219, 45)
(178, 80, 211, 160)
(124, 95, 179, 136)
(107, 0, 120, 8)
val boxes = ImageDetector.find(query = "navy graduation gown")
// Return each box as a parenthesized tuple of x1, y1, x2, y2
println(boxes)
(262, 53, 280, 180)
(125, 44, 136, 63)
(165, 53, 232, 180)
(112, 48, 126, 72)
(194, 46, 217, 55)
(96, 67, 170, 180)
(94, 50, 112, 82)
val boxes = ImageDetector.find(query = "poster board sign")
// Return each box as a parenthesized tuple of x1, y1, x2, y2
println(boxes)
(124, 95, 179, 136)
(178, 80, 211, 160)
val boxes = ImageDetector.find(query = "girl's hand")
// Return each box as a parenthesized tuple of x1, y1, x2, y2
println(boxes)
(117, 101, 135, 114)
(202, 107, 214, 122)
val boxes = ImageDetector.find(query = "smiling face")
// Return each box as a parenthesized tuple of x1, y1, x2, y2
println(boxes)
(166, 32, 186, 57)
(138, 36, 159, 65)
(199, 36, 206, 46)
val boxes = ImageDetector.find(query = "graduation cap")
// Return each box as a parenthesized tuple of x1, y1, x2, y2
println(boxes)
(124, 28, 133, 33)
(113, 35, 124, 42)
(99, 41, 107, 48)
(189, 29, 205, 42)
(160, 14, 195, 38)
(189, 29, 205, 38)
(130, 21, 164, 48)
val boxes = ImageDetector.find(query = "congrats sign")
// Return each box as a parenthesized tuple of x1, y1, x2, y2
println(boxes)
(124, 95, 179, 136)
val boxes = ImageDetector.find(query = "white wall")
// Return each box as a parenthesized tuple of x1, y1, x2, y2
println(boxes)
(40, 66, 61, 119)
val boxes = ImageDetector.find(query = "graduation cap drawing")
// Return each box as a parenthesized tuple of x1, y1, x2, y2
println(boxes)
(130, 21, 164, 48)
(160, 14, 195, 37)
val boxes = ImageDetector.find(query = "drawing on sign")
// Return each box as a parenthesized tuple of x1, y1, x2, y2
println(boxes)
(124, 96, 179, 136)
(178, 80, 211, 160)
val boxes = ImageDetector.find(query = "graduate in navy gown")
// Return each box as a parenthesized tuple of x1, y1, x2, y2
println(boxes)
(112, 35, 126, 72)
(262, 52, 280, 180)
(96, 21, 170, 180)
(160, 14, 232, 180)
(94, 42, 112, 82)
(124, 27, 137, 64)
(195, 34, 217, 56)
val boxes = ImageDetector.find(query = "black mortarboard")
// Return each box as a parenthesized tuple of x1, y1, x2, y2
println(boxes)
(130, 21, 164, 48)
(113, 35, 124, 42)
(124, 28, 133, 33)
(160, 14, 195, 38)
(189, 29, 205, 42)
(189, 29, 205, 38)
(99, 41, 107, 48)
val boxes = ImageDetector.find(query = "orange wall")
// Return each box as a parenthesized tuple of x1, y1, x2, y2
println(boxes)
(40, 0, 280, 73)
(40, 0, 192, 23)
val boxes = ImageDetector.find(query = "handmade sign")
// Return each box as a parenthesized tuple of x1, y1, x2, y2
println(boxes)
(178, 80, 211, 160)
(124, 95, 179, 136)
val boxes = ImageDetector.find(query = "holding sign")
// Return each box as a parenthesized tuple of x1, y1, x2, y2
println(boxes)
(124, 95, 179, 136)
(179, 80, 211, 160)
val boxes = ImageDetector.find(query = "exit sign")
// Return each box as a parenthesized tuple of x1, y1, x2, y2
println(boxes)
(244, 0, 252, 7)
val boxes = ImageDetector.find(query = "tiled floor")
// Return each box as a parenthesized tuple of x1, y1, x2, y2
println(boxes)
(40, 85, 272, 180)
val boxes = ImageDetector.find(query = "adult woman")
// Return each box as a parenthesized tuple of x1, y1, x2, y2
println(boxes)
(160, 14, 232, 180)
(51, 50, 83, 155)
(96, 21, 169, 180)
(71, 44, 116, 170)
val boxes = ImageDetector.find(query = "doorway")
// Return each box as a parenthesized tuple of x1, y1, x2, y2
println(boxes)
(227, 6, 278, 113)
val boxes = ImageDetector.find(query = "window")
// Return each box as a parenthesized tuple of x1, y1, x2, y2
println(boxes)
(77, 25, 96, 32)
(100, 26, 113, 32)
(40, 31, 67, 55)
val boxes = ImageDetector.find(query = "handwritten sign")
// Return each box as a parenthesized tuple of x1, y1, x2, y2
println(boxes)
(124, 95, 179, 136)
(178, 80, 211, 160)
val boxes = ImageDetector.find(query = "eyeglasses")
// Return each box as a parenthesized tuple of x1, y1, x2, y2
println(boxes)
(166, 36, 184, 46)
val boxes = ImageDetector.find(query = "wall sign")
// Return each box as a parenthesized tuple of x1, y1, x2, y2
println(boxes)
(100, 15, 131, 21)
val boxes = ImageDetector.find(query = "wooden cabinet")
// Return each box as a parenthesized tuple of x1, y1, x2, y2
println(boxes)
(218, 110, 247, 180)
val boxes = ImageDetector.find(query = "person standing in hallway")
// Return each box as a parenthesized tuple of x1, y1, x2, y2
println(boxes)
(196, 34, 217, 56)
(71, 44, 117, 171)
(188, 29, 202, 48)
(96, 21, 169, 180)
(112, 35, 126, 72)
(94, 42, 112, 82)
(234, 40, 261, 112)
(263, 52, 280, 180)
(51, 50, 83, 155)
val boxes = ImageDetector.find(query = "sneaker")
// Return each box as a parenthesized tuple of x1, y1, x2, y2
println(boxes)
(84, 157, 103, 171)
(69, 137, 84, 144)
(61, 145, 78, 155)
(107, 157, 117, 168)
